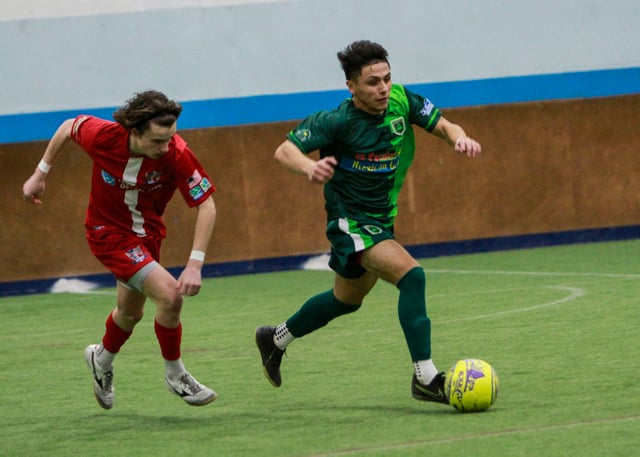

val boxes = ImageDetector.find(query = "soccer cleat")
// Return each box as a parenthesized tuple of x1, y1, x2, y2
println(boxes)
(255, 326, 285, 387)
(84, 344, 114, 409)
(165, 371, 217, 406)
(411, 372, 449, 404)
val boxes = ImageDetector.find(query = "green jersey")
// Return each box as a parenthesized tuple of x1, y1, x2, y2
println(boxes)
(287, 84, 441, 225)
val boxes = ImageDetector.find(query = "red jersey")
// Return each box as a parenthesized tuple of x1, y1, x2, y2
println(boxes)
(71, 115, 215, 240)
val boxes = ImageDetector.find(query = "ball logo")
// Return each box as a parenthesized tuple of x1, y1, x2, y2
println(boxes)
(445, 358, 498, 412)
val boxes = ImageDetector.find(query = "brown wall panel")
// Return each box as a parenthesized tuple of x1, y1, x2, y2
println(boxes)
(2, 94, 638, 282)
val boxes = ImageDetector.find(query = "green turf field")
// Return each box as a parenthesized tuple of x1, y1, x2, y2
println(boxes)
(1, 240, 639, 456)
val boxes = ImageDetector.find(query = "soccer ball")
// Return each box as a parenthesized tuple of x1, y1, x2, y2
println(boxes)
(444, 358, 499, 412)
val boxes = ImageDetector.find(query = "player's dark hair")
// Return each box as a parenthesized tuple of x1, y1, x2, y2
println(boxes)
(337, 40, 389, 81)
(113, 90, 183, 133)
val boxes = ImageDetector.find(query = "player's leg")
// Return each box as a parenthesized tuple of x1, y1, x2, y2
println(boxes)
(360, 239, 448, 404)
(83, 283, 144, 409)
(141, 265, 217, 406)
(255, 271, 374, 387)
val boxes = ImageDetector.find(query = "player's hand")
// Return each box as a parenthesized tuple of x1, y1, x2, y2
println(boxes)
(22, 174, 46, 205)
(455, 137, 481, 158)
(308, 156, 338, 184)
(177, 264, 203, 296)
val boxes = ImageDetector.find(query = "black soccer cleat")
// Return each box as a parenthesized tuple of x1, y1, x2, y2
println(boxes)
(411, 372, 449, 404)
(255, 326, 285, 387)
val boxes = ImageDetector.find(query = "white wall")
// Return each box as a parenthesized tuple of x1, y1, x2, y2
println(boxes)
(1, 0, 639, 116)
(1, 0, 286, 20)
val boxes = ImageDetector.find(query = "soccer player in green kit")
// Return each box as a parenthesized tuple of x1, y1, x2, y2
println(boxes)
(256, 40, 481, 403)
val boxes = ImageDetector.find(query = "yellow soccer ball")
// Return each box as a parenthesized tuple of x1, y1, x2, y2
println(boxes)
(444, 358, 499, 412)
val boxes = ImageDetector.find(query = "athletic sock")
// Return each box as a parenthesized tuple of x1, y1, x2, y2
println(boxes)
(164, 358, 187, 379)
(274, 322, 294, 350)
(95, 345, 116, 370)
(397, 267, 431, 362)
(286, 290, 361, 338)
(414, 359, 438, 385)
(99, 311, 133, 368)
(154, 320, 182, 361)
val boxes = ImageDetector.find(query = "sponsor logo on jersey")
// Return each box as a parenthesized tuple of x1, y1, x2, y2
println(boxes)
(118, 181, 163, 192)
(389, 117, 406, 136)
(187, 170, 203, 189)
(341, 150, 400, 173)
(200, 177, 212, 192)
(187, 172, 211, 201)
(101, 169, 116, 186)
(189, 186, 205, 201)
(294, 129, 311, 142)
(125, 245, 147, 264)
(420, 99, 435, 116)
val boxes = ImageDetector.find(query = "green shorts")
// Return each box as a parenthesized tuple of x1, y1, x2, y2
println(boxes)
(326, 216, 395, 278)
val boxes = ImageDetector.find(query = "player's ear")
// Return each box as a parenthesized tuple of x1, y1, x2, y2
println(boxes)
(346, 80, 356, 95)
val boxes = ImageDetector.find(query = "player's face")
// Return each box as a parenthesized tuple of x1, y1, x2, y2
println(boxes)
(129, 121, 177, 159)
(347, 62, 392, 115)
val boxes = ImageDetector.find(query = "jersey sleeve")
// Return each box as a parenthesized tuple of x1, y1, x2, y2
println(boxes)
(70, 115, 100, 148)
(70, 115, 126, 153)
(286, 111, 339, 154)
(404, 87, 442, 132)
(172, 135, 216, 208)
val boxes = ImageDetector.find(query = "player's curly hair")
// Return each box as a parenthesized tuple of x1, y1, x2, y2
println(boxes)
(337, 40, 389, 81)
(113, 90, 183, 133)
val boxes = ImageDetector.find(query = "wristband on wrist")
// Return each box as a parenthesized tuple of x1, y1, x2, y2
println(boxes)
(38, 160, 52, 173)
(189, 249, 206, 262)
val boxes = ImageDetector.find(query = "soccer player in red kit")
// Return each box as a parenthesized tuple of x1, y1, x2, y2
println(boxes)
(22, 91, 217, 409)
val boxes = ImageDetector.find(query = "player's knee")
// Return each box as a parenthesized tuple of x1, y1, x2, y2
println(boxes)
(119, 309, 144, 326)
(163, 292, 183, 313)
(397, 266, 426, 291)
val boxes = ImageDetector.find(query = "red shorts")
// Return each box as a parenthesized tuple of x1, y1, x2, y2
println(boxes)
(86, 226, 161, 283)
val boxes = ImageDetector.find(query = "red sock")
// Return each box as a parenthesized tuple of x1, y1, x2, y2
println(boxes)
(102, 312, 133, 353)
(154, 320, 182, 361)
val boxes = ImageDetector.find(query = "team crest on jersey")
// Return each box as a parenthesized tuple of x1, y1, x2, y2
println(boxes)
(294, 129, 311, 142)
(363, 225, 384, 235)
(125, 245, 147, 264)
(389, 117, 406, 136)
(145, 171, 161, 185)
(101, 169, 116, 186)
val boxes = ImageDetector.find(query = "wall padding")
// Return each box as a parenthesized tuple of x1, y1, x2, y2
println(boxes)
(2, 94, 638, 282)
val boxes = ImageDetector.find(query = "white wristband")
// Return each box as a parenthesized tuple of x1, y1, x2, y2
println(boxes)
(189, 250, 206, 262)
(38, 159, 52, 173)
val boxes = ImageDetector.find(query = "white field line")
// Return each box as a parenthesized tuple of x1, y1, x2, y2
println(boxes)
(425, 269, 640, 279)
(305, 414, 640, 457)
(439, 285, 585, 323)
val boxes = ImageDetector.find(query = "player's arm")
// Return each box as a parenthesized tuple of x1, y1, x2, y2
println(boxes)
(178, 195, 216, 296)
(274, 139, 337, 184)
(22, 118, 75, 204)
(431, 116, 481, 158)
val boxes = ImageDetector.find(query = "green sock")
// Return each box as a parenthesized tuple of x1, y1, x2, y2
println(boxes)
(397, 267, 431, 361)
(286, 290, 361, 337)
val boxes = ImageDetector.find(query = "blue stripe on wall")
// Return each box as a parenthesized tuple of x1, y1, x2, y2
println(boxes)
(2, 225, 639, 297)
(2, 67, 638, 144)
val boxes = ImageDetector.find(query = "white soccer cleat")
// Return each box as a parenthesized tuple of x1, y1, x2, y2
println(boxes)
(84, 344, 114, 409)
(165, 371, 217, 406)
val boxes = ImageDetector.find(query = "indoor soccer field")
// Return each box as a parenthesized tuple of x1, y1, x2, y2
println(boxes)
(1, 240, 639, 456)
